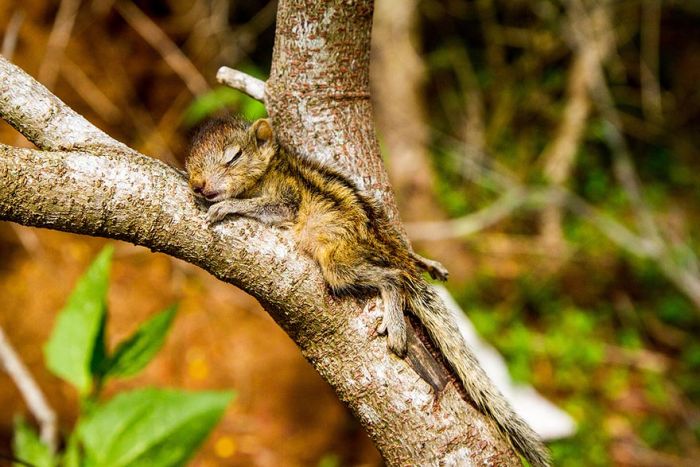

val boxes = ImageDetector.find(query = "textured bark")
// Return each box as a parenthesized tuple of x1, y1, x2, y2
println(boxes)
(0, 1, 522, 464)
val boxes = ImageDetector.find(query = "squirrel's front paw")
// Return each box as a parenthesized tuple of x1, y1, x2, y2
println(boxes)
(207, 201, 237, 224)
(427, 262, 449, 281)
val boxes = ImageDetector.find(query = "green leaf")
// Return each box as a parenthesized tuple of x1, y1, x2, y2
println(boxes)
(100, 305, 178, 379)
(79, 388, 234, 467)
(89, 311, 109, 383)
(44, 246, 113, 394)
(182, 86, 268, 127)
(12, 418, 56, 467)
(182, 87, 241, 126)
(240, 96, 266, 121)
(62, 432, 82, 467)
(318, 453, 341, 467)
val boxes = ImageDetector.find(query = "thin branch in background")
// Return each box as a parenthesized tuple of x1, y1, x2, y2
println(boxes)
(406, 188, 561, 241)
(430, 131, 519, 193)
(97, 53, 179, 165)
(541, 2, 610, 185)
(208, 0, 229, 34)
(538, 45, 595, 251)
(562, 190, 660, 257)
(219, 0, 278, 64)
(603, 344, 670, 373)
(10, 224, 43, 255)
(180, 0, 226, 67)
(90, 0, 117, 16)
(38, 0, 81, 89)
(405, 164, 659, 260)
(428, 133, 657, 251)
(1, 10, 25, 59)
(138, 90, 194, 166)
(537, 3, 615, 257)
(183, 0, 276, 68)
(640, 0, 663, 122)
(60, 57, 122, 124)
(150, 89, 192, 155)
(446, 43, 487, 170)
(115, 0, 209, 96)
(475, 0, 505, 76)
(237, 0, 278, 42)
(217, 66, 266, 101)
(567, 0, 661, 244)
(0, 326, 57, 452)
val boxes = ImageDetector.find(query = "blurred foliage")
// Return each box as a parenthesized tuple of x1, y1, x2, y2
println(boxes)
(13, 247, 232, 466)
(183, 86, 267, 127)
(418, 0, 700, 465)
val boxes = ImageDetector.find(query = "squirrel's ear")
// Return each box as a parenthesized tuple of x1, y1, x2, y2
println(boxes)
(250, 118, 273, 146)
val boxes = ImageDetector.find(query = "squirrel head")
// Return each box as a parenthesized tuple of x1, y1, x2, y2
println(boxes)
(186, 117, 277, 202)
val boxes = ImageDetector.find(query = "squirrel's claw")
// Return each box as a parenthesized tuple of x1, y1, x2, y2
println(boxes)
(375, 295, 408, 358)
(206, 201, 234, 224)
(412, 253, 449, 281)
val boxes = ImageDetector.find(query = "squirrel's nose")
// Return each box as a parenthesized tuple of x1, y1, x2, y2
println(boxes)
(191, 180, 206, 195)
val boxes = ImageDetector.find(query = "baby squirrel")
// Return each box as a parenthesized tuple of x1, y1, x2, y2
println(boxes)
(186, 116, 551, 467)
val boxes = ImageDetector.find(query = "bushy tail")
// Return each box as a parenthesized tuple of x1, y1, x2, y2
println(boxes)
(404, 279, 552, 467)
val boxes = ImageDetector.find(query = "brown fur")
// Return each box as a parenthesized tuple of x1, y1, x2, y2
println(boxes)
(186, 116, 551, 467)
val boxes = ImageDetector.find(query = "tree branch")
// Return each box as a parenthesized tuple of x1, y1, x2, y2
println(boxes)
(216, 66, 265, 101)
(407, 188, 554, 241)
(0, 326, 57, 452)
(0, 56, 134, 155)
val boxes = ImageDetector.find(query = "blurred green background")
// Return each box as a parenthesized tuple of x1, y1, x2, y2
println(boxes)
(1, 0, 699, 465)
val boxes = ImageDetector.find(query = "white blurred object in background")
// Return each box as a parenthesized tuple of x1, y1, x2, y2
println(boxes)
(434, 285, 577, 440)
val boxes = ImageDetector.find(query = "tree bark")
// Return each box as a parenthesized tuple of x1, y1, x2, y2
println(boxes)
(0, 1, 522, 464)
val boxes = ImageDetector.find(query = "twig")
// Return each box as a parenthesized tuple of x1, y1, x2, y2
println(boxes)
(417, 135, 662, 256)
(38, 0, 81, 89)
(218, 0, 278, 64)
(115, 0, 209, 96)
(640, 0, 663, 122)
(10, 224, 43, 254)
(61, 57, 122, 124)
(448, 44, 486, 167)
(216, 66, 265, 101)
(0, 326, 57, 452)
(539, 1, 617, 253)
(563, 192, 660, 257)
(539, 45, 595, 250)
(1, 10, 25, 60)
(541, 50, 594, 186)
(406, 188, 560, 241)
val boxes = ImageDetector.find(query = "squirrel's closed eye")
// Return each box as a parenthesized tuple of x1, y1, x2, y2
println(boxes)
(223, 146, 243, 165)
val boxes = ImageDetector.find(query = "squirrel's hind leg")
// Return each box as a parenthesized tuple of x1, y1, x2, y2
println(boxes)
(315, 247, 409, 357)
(376, 284, 407, 357)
